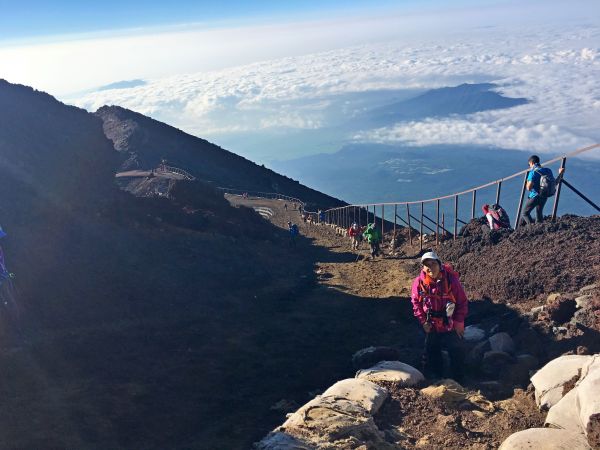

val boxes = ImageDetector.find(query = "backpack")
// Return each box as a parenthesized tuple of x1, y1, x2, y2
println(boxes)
(534, 168, 556, 198)
(489, 204, 511, 229)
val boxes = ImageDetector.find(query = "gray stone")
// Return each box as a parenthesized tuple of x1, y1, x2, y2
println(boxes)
(482, 351, 514, 377)
(356, 361, 424, 386)
(499, 428, 591, 450)
(467, 339, 491, 367)
(464, 325, 486, 342)
(489, 332, 516, 355)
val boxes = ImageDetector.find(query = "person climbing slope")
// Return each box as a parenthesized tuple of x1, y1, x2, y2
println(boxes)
(348, 222, 361, 250)
(411, 251, 468, 382)
(482, 204, 511, 230)
(288, 221, 299, 248)
(363, 223, 381, 259)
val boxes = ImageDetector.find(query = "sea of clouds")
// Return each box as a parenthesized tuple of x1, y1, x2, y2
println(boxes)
(70, 22, 600, 158)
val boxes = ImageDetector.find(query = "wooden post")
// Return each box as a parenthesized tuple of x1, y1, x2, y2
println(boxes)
(436, 199, 440, 246)
(420, 202, 424, 252)
(453, 195, 458, 240)
(496, 182, 502, 205)
(515, 173, 528, 229)
(407, 204, 412, 245)
(551, 158, 566, 221)
(471, 190, 476, 219)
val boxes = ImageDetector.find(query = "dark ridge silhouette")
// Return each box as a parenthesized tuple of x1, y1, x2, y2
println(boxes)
(355, 83, 528, 128)
(96, 105, 344, 209)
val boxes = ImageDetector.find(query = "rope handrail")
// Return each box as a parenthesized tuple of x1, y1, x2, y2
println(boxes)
(218, 187, 306, 207)
(325, 143, 600, 210)
(156, 164, 196, 181)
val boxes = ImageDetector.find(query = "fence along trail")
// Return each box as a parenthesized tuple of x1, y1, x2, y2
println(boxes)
(323, 144, 600, 252)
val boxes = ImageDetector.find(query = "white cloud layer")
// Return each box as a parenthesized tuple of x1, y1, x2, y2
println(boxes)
(65, 19, 600, 158)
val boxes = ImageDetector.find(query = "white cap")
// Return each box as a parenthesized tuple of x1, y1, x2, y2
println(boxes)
(421, 251, 441, 264)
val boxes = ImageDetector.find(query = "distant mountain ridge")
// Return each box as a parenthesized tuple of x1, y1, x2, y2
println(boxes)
(96, 105, 343, 208)
(352, 83, 528, 128)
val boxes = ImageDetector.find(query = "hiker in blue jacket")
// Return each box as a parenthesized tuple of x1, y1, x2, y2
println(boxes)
(520, 155, 564, 226)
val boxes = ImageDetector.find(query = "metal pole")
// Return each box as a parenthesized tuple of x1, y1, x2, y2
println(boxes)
(393, 204, 397, 247)
(407, 204, 412, 245)
(436, 199, 440, 246)
(453, 195, 458, 240)
(515, 173, 528, 229)
(420, 202, 424, 252)
(471, 190, 476, 220)
(562, 179, 600, 212)
(551, 158, 566, 221)
(442, 213, 445, 238)
(496, 182, 502, 205)
(381, 205, 385, 245)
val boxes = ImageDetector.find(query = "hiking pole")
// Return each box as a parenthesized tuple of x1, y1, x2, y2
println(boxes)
(421, 311, 432, 374)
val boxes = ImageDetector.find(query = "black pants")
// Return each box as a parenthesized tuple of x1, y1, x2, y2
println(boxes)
(520, 195, 547, 225)
(370, 242, 380, 257)
(423, 330, 465, 382)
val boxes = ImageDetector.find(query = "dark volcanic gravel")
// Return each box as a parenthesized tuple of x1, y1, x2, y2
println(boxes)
(433, 215, 600, 310)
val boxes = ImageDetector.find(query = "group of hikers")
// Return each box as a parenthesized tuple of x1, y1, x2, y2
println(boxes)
(345, 155, 564, 381)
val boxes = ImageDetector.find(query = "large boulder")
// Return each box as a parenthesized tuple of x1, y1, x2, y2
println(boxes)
(546, 388, 584, 433)
(489, 332, 516, 354)
(255, 432, 316, 450)
(356, 361, 424, 386)
(499, 428, 591, 449)
(531, 355, 596, 409)
(481, 351, 514, 377)
(320, 378, 388, 415)
(576, 359, 600, 448)
(464, 325, 486, 342)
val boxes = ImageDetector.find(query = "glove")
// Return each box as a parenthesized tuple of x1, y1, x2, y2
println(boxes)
(446, 302, 455, 317)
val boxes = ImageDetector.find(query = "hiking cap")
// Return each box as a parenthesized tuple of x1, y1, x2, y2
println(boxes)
(421, 251, 441, 264)
(0, 226, 6, 239)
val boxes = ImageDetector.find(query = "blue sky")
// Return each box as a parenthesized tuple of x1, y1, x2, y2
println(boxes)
(0, 0, 501, 41)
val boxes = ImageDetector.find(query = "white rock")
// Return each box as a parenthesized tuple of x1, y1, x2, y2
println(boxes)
(546, 388, 583, 433)
(256, 431, 316, 449)
(356, 361, 424, 386)
(499, 428, 591, 450)
(320, 378, 388, 415)
(531, 355, 596, 409)
(576, 357, 600, 448)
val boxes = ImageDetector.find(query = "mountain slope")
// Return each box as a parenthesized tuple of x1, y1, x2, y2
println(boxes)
(96, 105, 344, 209)
(354, 83, 528, 128)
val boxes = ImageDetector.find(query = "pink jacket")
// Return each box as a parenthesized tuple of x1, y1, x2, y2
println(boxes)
(411, 267, 468, 333)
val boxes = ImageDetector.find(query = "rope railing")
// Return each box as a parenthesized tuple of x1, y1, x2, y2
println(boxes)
(324, 144, 600, 252)
(218, 187, 306, 208)
(156, 164, 196, 181)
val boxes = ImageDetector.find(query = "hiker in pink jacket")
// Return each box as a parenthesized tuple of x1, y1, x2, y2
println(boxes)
(411, 251, 468, 382)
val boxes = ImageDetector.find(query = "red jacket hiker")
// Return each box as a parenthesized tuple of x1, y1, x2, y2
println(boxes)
(411, 262, 468, 334)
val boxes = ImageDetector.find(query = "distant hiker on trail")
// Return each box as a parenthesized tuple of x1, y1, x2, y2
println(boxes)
(348, 223, 362, 250)
(318, 210, 325, 224)
(412, 251, 468, 382)
(288, 221, 299, 248)
(293, 202, 297, 210)
(519, 155, 564, 226)
(284, 203, 288, 211)
(482, 204, 511, 230)
(363, 223, 381, 259)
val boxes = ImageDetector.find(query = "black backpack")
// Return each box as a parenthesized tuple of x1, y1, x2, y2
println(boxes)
(534, 168, 556, 198)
